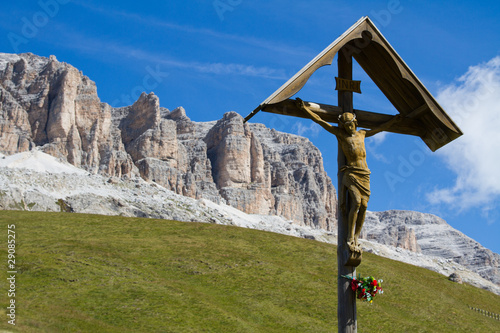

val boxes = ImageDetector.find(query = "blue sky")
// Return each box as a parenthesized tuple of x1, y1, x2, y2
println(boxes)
(1, 1, 500, 254)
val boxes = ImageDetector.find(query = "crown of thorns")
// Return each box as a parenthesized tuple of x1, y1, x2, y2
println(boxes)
(338, 112, 357, 124)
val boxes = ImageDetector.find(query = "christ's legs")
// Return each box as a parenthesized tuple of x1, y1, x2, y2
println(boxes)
(354, 197, 369, 245)
(347, 186, 362, 250)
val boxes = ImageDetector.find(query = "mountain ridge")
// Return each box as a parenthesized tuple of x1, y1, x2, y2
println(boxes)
(0, 52, 336, 230)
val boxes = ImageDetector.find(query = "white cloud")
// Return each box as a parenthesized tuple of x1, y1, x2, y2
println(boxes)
(427, 56, 500, 211)
(293, 121, 322, 137)
(368, 131, 389, 146)
(365, 132, 390, 163)
(192, 62, 286, 79)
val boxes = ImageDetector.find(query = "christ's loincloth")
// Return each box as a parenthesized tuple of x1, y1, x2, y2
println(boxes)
(340, 166, 371, 198)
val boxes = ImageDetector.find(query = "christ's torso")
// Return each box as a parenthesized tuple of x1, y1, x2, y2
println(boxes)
(339, 131, 369, 170)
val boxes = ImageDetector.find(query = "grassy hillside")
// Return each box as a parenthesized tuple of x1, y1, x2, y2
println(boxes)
(0, 210, 499, 332)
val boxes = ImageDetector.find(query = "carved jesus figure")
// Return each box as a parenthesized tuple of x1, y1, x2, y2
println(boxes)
(296, 98, 401, 253)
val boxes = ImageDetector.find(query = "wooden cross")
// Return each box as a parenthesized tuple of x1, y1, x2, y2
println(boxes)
(244, 17, 462, 333)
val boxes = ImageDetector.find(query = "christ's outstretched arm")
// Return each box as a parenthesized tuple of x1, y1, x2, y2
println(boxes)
(295, 98, 341, 137)
(364, 114, 403, 137)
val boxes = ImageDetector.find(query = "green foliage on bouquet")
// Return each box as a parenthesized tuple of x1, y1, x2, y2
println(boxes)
(343, 274, 383, 303)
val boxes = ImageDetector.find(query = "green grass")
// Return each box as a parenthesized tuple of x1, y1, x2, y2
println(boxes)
(0, 210, 499, 332)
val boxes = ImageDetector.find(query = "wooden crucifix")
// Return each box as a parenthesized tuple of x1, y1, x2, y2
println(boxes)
(243, 16, 462, 333)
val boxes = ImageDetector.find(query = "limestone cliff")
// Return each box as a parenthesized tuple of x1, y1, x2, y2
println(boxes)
(0, 53, 135, 177)
(0, 52, 336, 230)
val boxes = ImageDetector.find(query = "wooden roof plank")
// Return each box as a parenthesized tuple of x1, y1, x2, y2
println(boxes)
(353, 41, 426, 113)
(353, 49, 415, 114)
(407, 104, 428, 119)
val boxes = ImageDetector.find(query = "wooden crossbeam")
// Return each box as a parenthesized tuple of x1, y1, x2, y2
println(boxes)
(261, 98, 427, 137)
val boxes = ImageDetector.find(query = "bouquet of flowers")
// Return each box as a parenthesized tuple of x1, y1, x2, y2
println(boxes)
(342, 274, 383, 303)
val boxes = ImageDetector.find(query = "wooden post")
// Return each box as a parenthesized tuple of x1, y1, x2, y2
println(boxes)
(337, 48, 357, 333)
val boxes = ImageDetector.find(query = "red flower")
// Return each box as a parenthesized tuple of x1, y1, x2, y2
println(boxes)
(342, 274, 383, 303)
(351, 280, 358, 291)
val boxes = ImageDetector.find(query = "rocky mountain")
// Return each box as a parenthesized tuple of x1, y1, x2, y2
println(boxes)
(0, 53, 135, 176)
(0, 52, 498, 291)
(0, 52, 336, 230)
(362, 210, 500, 286)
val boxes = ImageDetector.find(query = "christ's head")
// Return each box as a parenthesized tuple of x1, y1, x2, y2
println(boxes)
(339, 112, 357, 135)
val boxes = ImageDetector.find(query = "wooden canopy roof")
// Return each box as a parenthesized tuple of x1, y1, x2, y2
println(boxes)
(244, 16, 462, 151)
